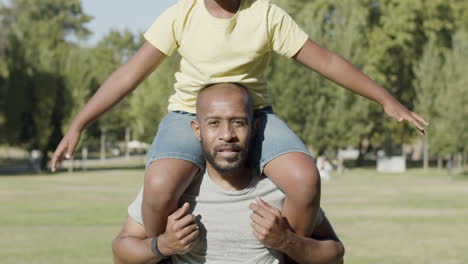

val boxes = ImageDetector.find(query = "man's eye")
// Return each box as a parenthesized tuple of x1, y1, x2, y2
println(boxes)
(208, 121, 219, 126)
(233, 120, 246, 126)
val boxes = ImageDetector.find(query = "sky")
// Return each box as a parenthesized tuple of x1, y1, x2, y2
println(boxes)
(81, 0, 176, 44)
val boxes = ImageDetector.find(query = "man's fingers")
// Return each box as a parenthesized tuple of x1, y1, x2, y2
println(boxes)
(174, 213, 196, 230)
(182, 228, 199, 245)
(250, 210, 266, 224)
(180, 230, 199, 253)
(170, 202, 190, 221)
(256, 197, 281, 216)
(250, 210, 272, 230)
(250, 202, 274, 220)
(250, 220, 268, 235)
(178, 223, 199, 238)
(252, 229, 264, 242)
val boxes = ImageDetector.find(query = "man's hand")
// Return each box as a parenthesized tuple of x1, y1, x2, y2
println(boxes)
(249, 197, 292, 251)
(50, 127, 82, 172)
(158, 202, 200, 256)
(382, 98, 429, 136)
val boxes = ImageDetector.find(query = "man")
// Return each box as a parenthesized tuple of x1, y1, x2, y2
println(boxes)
(112, 83, 344, 264)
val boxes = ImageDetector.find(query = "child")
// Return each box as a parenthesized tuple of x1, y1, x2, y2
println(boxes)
(51, 0, 428, 240)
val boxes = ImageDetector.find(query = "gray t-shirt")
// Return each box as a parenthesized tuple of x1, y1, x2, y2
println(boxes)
(128, 170, 322, 264)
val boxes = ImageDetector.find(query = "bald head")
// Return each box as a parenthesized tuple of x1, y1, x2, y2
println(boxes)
(191, 83, 254, 175)
(196, 83, 253, 120)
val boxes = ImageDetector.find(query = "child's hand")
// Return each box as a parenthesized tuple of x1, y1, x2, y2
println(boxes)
(382, 98, 429, 136)
(50, 128, 82, 172)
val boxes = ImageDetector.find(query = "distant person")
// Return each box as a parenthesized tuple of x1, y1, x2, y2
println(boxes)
(316, 153, 333, 182)
(51, 0, 429, 242)
(112, 83, 344, 264)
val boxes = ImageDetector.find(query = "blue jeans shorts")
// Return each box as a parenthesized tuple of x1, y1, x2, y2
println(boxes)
(146, 106, 312, 173)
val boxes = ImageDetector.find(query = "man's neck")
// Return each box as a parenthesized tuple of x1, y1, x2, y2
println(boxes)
(206, 165, 252, 191)
(204, 0, 241, 19)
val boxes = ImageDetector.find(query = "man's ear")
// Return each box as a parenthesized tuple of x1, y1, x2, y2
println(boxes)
(191, 120, 201, 141)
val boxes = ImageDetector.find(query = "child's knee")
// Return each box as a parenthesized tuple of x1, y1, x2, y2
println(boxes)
(143, 172, 178, 207)
(143, 159, 198, 206)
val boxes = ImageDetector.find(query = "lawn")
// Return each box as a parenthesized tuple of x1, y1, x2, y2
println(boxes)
(0, 167, 467, 264)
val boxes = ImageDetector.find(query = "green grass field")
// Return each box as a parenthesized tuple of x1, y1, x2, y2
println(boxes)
(1, 168, 467, 264)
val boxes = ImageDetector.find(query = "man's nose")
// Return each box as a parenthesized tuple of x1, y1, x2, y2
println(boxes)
(219, 122, 236, 142)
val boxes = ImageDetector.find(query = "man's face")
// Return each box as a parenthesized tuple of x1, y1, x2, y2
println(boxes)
(194, 96, 252, 174)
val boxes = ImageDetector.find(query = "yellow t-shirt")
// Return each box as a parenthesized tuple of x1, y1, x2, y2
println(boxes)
(144, 0, 309, 113)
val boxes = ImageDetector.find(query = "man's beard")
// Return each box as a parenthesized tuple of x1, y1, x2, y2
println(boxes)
(203, 142, 249, 174)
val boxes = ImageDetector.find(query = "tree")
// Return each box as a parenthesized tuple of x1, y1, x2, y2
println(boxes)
(60, 45, 97, 159)
(89, 29, 140, 159)
(363, 0, 461, 147)
(413, 39, 444, 169)
(431, 28, 468, 158)
(129, 52, 177, 143)
(270, 0, 465, 162)
(0, 4, 11, 143)
(268, 0, 375, 157)
(1, 0, 91, 170)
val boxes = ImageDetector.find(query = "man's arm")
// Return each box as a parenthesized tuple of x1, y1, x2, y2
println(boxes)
(113, 203, 199, 264)
(250, 198, 344, 264)
(112, 217, 160, 264)
(281, 217, 344, 264)
(293, 39, 428, 135)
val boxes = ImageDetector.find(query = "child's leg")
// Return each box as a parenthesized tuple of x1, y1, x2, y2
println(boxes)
(263, 153, 320, 237)
(254, 107, 320, 237)
(142, 158, 199, 236)
(141, 111, 204, 237)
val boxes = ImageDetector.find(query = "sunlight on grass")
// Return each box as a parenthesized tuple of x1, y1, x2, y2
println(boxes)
(1, 168, 467, 263)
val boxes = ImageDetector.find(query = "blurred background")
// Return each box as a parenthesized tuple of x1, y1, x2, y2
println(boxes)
(0, 0, 467, 263)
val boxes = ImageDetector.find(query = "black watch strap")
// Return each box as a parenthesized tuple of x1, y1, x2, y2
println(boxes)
(151, 236, 169, 260)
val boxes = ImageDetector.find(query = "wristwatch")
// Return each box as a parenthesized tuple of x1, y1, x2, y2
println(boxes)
(151, 235, 169, 260)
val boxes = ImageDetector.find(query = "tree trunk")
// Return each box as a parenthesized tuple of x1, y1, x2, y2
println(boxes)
(423, 137, 429, 171)
(455, 153, 462, 172)
(100, 128, 106, 161)
(463, 152, 467, 169)
(337, 148, 344, 174)
(356, 141, 365, 167)
(437, 156, 443, 171)
(446, 154, 453, 176)
(82, 147, 88, 171)
(39, 149, 47, 172)
(68, 156, 74, 173)
(125, 127, 131, 160)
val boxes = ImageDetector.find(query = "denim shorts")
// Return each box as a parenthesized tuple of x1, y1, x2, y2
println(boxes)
(146, 106, 311, 173)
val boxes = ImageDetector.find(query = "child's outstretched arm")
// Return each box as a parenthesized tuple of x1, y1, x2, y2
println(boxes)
(51, 42, 166, 171)
(293, 39, 429, 135)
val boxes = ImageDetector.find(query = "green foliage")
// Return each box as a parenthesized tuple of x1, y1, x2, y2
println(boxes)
(414, 27, 468, 157)
(129, 54, 177, 142)
(89, 30, 140, 142)
(269, 0, 467, 156)
(363, 0, 460, 144)
(1, 0, 91, 168)
(269, 0, 375, 151)
(1, 0, 467, 165)
(431, 28, 468, 155)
